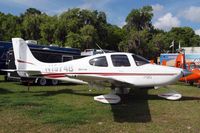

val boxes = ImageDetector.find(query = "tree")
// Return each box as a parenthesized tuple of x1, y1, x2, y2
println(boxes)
(21, 14, 42, 40)
(190, 35, 200, 46)
(0, 13, 21, 41)
(54, 20, 68, 46)
(59, 8, 81, 33)
(79, 9, 98, 26)
(80, 25, 98, 49)
(119, 29, 151, 57)
(148, 33, 169, 58)
(20, 8, 45, 40)
(120, 6, 155, 58)
(65, 32, 82, 48)
(97, 11, 107, 24)
(40, 15, 57, 44)
(165, 27, 200, 51)
(105, 25, 125, 51)
(23, 8, 41, 16)
(0, 12, 5, 40)
(125, 6, 153, 31)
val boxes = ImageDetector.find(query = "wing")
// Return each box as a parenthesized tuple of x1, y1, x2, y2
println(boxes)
(72, 74, 135, 88)
(10, 71, 135, 87)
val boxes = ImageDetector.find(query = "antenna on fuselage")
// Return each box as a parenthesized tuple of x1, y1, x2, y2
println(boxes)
(95, 43, 105, 54)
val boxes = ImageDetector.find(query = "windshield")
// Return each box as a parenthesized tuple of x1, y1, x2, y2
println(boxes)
(132, 54, 150, 66)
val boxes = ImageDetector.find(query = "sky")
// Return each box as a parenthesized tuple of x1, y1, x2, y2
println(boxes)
(1, 0, 200, 35)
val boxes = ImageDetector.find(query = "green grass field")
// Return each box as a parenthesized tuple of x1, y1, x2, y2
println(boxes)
(0, 76, 200, 133)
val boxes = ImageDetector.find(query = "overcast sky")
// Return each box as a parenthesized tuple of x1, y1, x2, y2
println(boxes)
(1, 0, 200, 35)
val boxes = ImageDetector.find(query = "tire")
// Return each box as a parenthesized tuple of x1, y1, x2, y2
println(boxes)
(38, 78, 47, 86)
(51, 80, 59, 85)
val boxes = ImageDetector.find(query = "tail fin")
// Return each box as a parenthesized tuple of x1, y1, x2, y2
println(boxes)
(12, 38, 41, 71)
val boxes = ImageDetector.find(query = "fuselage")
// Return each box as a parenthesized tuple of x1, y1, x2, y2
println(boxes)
(29, 52, 183, 87)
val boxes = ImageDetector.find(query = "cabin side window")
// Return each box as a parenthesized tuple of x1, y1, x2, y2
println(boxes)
(89, 56, 108, 67)
(132, 54, 149, 66)
(111, 55, 130, 67)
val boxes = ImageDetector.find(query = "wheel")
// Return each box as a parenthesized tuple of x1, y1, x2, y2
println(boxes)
(38, 78, 47, 86)
(51, 80, 59, 85)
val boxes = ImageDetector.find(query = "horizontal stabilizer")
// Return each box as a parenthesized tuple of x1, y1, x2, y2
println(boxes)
(1, 69, 42, 78)
(1, 69, 16, 72)
(16, 70, 42, 77)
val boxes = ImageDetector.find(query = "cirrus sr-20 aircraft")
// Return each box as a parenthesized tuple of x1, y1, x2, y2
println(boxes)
(11, 38, 191, 104)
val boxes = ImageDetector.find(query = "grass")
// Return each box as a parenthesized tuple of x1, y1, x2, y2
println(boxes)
(0, 76, 200, 133)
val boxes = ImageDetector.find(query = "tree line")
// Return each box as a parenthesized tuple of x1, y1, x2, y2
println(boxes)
(0, 6, 200, 59)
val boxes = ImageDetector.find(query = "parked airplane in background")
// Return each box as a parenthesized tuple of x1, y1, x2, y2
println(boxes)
(11, 38, 190, 103)
(175, 52, 200, 87)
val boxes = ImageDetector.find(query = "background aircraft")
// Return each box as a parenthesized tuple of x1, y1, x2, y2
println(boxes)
(12, 38, 189, 103)
(175, 52, 200, 87)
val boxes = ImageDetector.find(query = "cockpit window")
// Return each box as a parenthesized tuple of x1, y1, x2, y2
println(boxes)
(89, 56, 108, 67)
(111, 55, 130, 67)
(132, 54, 149, 66)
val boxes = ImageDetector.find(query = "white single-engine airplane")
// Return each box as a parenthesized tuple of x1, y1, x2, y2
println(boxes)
(11, 38, 190, 103)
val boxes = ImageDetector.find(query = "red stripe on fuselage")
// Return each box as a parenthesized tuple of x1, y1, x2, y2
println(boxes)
(42, 72, 177, 78)
(17, 59, 34, 65)
(45, 74, 66, 78)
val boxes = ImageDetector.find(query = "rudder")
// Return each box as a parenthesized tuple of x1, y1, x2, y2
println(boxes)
(12, 38, 41, 71)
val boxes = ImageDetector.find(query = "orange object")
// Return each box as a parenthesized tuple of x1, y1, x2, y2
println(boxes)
(175, 53, 200, 86)
(150, 60, 154, 64)
(162, 60, 166, 66)
(175, 53, 184, 68)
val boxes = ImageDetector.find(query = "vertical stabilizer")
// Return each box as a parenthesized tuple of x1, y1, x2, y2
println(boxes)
(12, 38, 40, 71)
